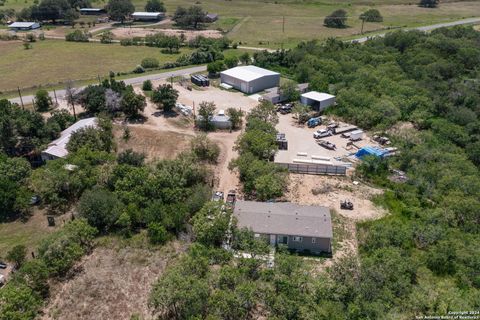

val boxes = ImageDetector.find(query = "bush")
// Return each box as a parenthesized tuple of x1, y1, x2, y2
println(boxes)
(148, 223, 169, 245)
(34, 89, 53, 111)
(133, 65, 145, 73)
(65, 30, 89, 42)
(190, 133, 220, 163)
(142, 79, 153, 91)
(324, 9, 347, 28)
(141, 57, 160, 69)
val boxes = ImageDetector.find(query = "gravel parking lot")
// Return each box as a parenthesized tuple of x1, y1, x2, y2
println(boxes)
(274, 114, 381, 165)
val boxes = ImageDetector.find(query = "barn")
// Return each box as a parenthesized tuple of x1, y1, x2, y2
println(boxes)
(300, 91, 336, 111)
(8, 22, 41, 31)
(220, 66, 280, 94)
(79, 8, 105, 15)
(131, 12, 165, 21)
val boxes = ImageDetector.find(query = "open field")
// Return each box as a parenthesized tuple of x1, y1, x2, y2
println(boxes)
(1, 0, 478, 48)
(0, 40, 192, 92)
(41, 236, 186, 320)
(0, 209, 67, 255)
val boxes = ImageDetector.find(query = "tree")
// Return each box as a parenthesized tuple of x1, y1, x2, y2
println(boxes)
(120, 86, 146, 119)
(34, 89, 53, 112)
(226, 107, 244, 130)
(6, 245, 27, 269)
(63, 7, 79, 25)
(65, 80, 78, 120)
(77, 187, 122, 232)
(359, 9, 383, 22)
(207, 60, 225, 76)
(173, 5, 206, 29)
(67, 117, 114, 153)
(117, 149, 145, 166)
(35, 0, 70, 23)
(247, 100, 279, 126)
(279, 82, 300, 102)
(224, 56, 239, 68)
(254, 172, 287, 200)
(106, 0, 134, 23)
(192, 201, 231, 246)
(145, 0, 165, 12)
(142, 80, 153, 91)
(324, 9, 347, 28)
(419, 0, 439, 8)
(291, 103, 311, 124)
(151, 84, 179, 113)
(239, 52, 250, 65)
(77, 85, 106, 114)
(198, 101, 216, 131)
(190, 133, 220, 163)
(147, 222, 169, 244)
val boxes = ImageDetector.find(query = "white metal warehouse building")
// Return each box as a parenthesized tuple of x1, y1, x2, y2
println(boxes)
(300, 91, 336, 112)
(132, 12, 165, 21)
(220, 66, 280, 94)
(8, 22, 41, 30)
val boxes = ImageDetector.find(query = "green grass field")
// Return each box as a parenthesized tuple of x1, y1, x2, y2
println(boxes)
(0, 39, 192, 92)
(1, 0, 478, 48)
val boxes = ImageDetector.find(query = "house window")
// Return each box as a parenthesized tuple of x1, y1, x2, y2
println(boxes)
(292, 236, 303, 242)
(278, 236, 288, 244)
(312, 238, 316, 244)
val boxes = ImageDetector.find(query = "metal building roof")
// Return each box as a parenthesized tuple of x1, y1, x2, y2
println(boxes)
(132, 12, 164, 17)
(42, 118, 97, 158)
(79, 8, 103, 11)
(221, 66, 280, 82)
(301, 91, 335, 102)
(8, 22, 38, 28)
(234, 201, 333, 238)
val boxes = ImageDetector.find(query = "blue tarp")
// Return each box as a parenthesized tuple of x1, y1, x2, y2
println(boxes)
(355, 146, 389, 159)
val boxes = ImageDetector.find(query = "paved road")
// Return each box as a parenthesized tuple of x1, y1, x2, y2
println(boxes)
(351, 17, 480, 43)
(8, 65, 206, 105)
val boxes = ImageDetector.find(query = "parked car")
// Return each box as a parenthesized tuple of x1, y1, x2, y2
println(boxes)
(0, 262, 7, 269)
(327, 122, 338, 130)
(226, 190, 236, 205)
(313, 129, 333, 139)
(307, 117, 322, 128)
(212, 191, 224, 202)
(30, 195, 40, 205)
(318, 140, 336, 150)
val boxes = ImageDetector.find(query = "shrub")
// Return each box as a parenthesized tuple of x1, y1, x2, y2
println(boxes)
(141, 57, 159, 68)
(65, 30, 90, 42)
(324, 9, 347, 28)
(190, 133, 220, 163)
(133, 65, 145, 73)
(148, 223, 169, 245)
(77, 187, 123, 232)
(142, 79, 153, 91)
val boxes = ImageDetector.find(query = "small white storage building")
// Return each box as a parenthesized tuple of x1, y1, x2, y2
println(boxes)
(8, 22, 41, 31)
(41, 118, 97, 161)
(132, 12, 164, 21)
(301, 91, 336, 112)
(220, 66, 280, 94)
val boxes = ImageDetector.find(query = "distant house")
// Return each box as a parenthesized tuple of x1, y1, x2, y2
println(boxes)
(79, 8, 106, 15)
(300, 91, 336, 112)
(261, 83, 309, 104)
(8, 22, 40, 31)
(234, 201, 333, 254)
(205, 13, 218, 22)
(131, 12, 165, 21)
(220, 66, 280, 94)
(41, 118, 97, 161)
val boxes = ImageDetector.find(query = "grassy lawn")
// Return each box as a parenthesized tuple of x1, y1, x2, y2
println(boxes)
(0, 39, 192, 92)
(0, 209, 66, 255)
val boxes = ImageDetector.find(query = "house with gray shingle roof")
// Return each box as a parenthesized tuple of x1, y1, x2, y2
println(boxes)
(233, 201, 333, 254)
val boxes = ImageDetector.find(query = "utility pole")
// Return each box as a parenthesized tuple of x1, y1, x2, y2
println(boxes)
(53, 89, 58, 106)
(17, 87, 25, 110)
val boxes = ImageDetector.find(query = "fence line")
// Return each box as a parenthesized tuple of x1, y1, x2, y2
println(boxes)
(276, 162, 347, 175)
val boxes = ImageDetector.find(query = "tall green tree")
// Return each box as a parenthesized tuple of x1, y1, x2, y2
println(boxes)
(120, 86, 146, 119)
(198, 101, 216, 131)
(106, 0, 134, 23)
(324, 9, 347, 28)
(34, 89, 53, 112)
(145, 0, 165, 12)
(151, 84, 179, 113)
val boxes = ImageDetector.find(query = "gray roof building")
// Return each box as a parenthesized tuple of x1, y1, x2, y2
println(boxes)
(234, 201, 333, 253)
(220, 66, 280, 94)
(8, 22, 41, 30)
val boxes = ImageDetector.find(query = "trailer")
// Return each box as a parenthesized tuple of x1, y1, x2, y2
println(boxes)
(333, 125, 358, 135)
(349, 130, 364, 141)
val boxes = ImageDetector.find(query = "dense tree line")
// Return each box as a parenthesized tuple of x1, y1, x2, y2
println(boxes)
(249, 26, 480, 318)
(230, 100, 288, 200)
